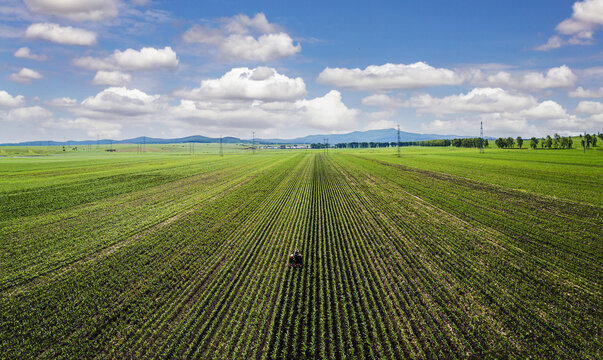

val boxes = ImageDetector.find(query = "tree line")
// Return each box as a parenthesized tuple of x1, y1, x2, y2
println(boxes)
(310, 133, 601, 150)
(314, 138, 489, 149)
(495, 133, 601, 149)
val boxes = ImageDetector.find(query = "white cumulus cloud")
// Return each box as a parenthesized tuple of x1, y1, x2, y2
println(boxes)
(519, 100, 569, 120)
(10, 67, 43, 83)
(14, 47, 47, 60)
(575, 100, 603, 114)
(24, 0, 119, 21)
(296, 90, 358, 130)
(317, 62, 463, 91)
(74, 46, 178, 71)
(80, 87, 165, 116)
(170, 89, 358, 133)
(25, 23, 97, 46)
(93, 71, 132, 86)
(556, 0, 603, 35)
(537, 0, 603, 50)
(483, 65, 577, 90)
(0, 90, 25, 107)
(5, 106, 52, 122)
(569, 86, 603, 98)
(175, 67, 306, 102)
(407, 87, 537, 114)
(183, 13, 300, 62)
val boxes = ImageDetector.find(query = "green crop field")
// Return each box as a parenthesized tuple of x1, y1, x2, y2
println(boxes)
(1, 146, 601, 359)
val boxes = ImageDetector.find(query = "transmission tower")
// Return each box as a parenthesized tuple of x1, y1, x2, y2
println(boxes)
(219, 136, 223, 157)
(480, 121, 485, 153)
(397, 124, 401, 158)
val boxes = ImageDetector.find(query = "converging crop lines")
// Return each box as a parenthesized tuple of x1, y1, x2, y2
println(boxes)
(0, 151, 600, 359)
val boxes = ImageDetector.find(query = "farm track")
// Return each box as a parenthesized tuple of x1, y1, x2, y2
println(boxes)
(0, 152, 600, 359)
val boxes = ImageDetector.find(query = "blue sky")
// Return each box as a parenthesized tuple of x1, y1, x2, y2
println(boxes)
(1, 0, 602, 142)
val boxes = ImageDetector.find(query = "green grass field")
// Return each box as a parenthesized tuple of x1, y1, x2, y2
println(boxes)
(0, 146, 601, 359)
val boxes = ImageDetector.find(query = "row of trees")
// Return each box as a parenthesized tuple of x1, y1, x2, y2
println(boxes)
(312, 133, 601, 150)
(495, 133, 601, 150)
(451, 138, 489, 148)
(321, 138, 489, 149)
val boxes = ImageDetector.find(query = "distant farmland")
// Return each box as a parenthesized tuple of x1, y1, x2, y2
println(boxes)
(0, 147, 601, 359)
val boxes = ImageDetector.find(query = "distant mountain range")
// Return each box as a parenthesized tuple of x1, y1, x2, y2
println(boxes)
(1, 128, 490, 146)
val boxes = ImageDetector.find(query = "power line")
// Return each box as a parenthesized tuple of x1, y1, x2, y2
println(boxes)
(397, 124, 401, 158)
(480, 121, 485, 154)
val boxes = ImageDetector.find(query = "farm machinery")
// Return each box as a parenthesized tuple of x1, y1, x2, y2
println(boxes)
(288, 249, 303, 268)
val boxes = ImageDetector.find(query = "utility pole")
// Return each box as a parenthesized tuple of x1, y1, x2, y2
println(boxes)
(252, 131, 255, 155)
(326, 137, 329, 155)
(220, 136, 223, 157)
(143, 136, 146, 153)
(397, 124, 401, 158)
(480, 121, 485, 154)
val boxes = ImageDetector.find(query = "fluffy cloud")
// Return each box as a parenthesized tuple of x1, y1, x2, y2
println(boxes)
(407, 88, 537, 114)
(535, 36, 564, 51)
(537, 0, 603, 50)
(74, 46, 178, 71)
(575, 100, 603, 114)
(80, 87, 165, 116)
(10, 67, 43, 83)
(14, 47, 46, 60)
(183, 13, 301, 61)
(297, 90, 358, 130)
(318, 62, 462, 91)
(24, 0, 118, 21)
(170, 90, 357, 133)
(519, 100, 569, 120)
(0, 90, 25, 107)
(483, 65, 576, 90)
(556, 0, 603, 35)
(93, 71, 132, 86)
(5, 106, 52, 122)
(175, 67, 306, 101)
(569, 86, 603, 98)
(25, 23, 97, 46)
(407, 88, 579, 137)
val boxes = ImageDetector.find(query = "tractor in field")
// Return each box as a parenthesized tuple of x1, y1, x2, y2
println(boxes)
(288, 249, 303, 268)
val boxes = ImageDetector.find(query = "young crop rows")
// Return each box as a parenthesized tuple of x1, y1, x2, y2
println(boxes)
(0, 152, 600, 359)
